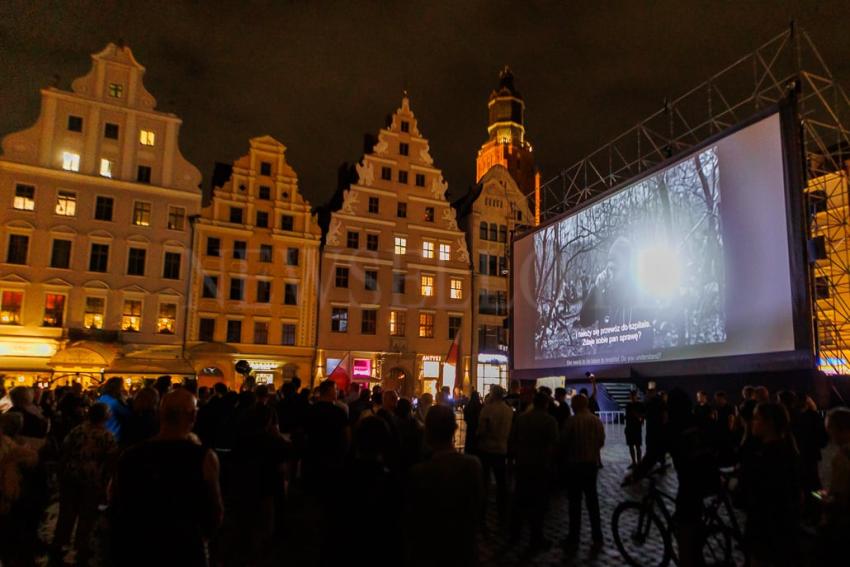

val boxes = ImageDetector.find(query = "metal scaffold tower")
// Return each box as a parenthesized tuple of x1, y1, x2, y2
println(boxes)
(527, 25, 850, 375)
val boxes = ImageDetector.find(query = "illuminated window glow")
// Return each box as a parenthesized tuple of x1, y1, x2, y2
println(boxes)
(420, 275, 434, 297)
(122, 299, 142, 332)
(450, 278, 463, 299)
(84, 297, 105, 329)
(439, 243, 451, 261)
(13, 185, 35, 210)
(389, 310, 406, 336)
(419, 314, 435, 339)
(0, 291, 23, 325)
(43, 294, 66, 327)
(55, 191, 76, 216)
(394, 236, 407, 255)
(139, 129, 156, 146)
(62, 152, 80, 172)
(422, 240, 434, 259)
(133, 201, 151, 226)
(99, 158, 113, 178)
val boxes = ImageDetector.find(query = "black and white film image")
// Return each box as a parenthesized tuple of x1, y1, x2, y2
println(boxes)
(533, 146, 726, 364)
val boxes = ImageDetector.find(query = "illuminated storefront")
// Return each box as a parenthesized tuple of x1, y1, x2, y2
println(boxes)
(476, 353, 508, 394)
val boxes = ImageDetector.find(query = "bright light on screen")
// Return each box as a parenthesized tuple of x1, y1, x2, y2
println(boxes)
(513, 112, 797, 372)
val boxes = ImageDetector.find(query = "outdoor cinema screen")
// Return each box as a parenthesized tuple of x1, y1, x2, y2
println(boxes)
(512, 111, 802, 374)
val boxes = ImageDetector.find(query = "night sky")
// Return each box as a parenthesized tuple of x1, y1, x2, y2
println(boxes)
(2, 1, 848, 206)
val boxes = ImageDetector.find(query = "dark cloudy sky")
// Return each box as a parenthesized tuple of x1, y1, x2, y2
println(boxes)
(1, 1, 848, 205)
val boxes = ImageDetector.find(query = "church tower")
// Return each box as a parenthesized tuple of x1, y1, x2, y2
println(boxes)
(475, 67, 535, 196)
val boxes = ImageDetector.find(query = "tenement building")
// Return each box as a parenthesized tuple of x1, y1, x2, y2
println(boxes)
(0, 44, 201, 387)
(317, 96, 472, 397)
(455, 68, 535, 393)
(187, 136, 321, 388)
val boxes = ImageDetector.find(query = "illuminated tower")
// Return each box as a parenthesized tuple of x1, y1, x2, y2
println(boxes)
(475, 67, 535, 195)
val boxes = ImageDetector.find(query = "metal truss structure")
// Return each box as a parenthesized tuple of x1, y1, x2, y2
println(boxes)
(528, 25, 850, 375)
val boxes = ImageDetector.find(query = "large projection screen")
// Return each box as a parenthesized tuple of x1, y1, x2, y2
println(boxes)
(512, 109, 812, 378)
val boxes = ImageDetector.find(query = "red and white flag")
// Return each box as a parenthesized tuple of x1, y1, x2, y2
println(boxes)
(328, 352, 350, 393)
(444, 329, 462, 391)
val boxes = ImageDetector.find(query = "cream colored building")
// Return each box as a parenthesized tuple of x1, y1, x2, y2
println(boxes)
(0, 43, 201, 386)
(186, 136, 321, 388)
(317, 96, 472, 396)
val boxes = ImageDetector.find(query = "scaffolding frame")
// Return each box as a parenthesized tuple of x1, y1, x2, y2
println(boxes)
(528, 25, 850, 375)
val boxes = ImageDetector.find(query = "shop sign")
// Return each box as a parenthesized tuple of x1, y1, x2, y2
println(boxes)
(0, 341, 57, 358)
(247, 360, 278, 371)
(353, 358, 371, 377)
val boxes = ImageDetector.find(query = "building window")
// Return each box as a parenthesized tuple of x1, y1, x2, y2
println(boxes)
(257, 280, 271, 303)
(418, 312, 434, 338)
(331, 307, 349, 332)
(100, 158, 114, 178)
(479, 290, 507, 316)
(394, 236, 407, 255)
(233, 241, 247, 260)
(226, 320, 242, 343)
(230, 207, 244, 224)
(366, 234, 379, 251)
(415, 173, 425, 187)
(399, 142, 409, 156)
(260, 161, 272, 176)
(104, 123, 119, 139)
(163, 251, 181, 279)
(424, 207, 435, 222)
(136, 165, 152, 183)
(259, 244, 273, 263)
(229, 278, 245, 301)
(284, 283, 298, 305)
(127, 248, 146, 276)
(286, 248, 299, 266)
(13, 184, 35, 210)
(43, 294, 66, 327)
(347, 231, 359, 249)
(335, 267, 349, 288)
(364, 270, 378, 291)
(50, 239, 72, 269)
(422, 240, 434, 259)
(167, 206, 186, 230)
(361, 309, 377, 334)
(0, 291, 23, 325)
(6, 234, 29, 264)
(368, 196, 379, 214)
(202, 275, 218, 298)
(392, 272, 405, 294)
(258, 185, 271, 200)
(68, 115, 83, 132)
(398, 170, 408, 184)
(129, 203, 152, 230)
(89, 243, 109, 272)
(439, 243, 451, 261)
(139, 129, 155, 146)
(199, 318, 216, 341)
(157, 303, 177, 334)
(397, 202, 407, 218)
(480, 222, 489, 240)
(206, 237, 221, 257)
(381, 167, 392, 180)
(450, 278, 463, 299)
(55, 190, 76, 216)
(420, 274, 434, 297)
(489, 224, 498, 242)
(121, 299, 142, 331)
(280, 214, 294, 231)
(449, 316, 462, 340)
(256, 211, 269, 228)
(62, 152, 80, 172)
(281, 323, 296, 346)
(83, 297, 105, 329)
(108, 83, 123, 98)
(479, 253, 505, 276)
(95, 196, 114, 221)
(389, 310, 406, 336)
(253, 321, 269, 344)
(401, 120, 410, 133)
(499, 225, 508, 243)
(132, 201, 151, 226)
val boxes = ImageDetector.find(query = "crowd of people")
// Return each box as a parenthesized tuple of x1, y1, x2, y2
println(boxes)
(0, 376, 848, 567)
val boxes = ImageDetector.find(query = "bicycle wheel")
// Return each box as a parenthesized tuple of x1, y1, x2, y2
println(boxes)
(700, 518, 733, 566)
(612, 501, 673, 567)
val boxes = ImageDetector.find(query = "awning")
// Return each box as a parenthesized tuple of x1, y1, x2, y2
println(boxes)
(106, 357, 196, 376)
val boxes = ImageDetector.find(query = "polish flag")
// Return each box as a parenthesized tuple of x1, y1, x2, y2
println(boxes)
(444, 329, 462, 391)
(328, 353, 350, 392)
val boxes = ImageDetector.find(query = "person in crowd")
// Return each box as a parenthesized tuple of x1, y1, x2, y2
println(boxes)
(196, 386, 211, 408)
(511, 390, 559, 553)
(693, 390, 714, 432)
(561, 393, 606, 553)
(820, 407, 850, 563)
(624, 389, 645, 467)
(713, 390, 736, 465)
(583, 372, 601, 414)
(549, 387, 571, 428)
(345, 382, 361, 405)
(111, 388, 223, 567)
(414, 392, 433, 427)
(0, 385, 11, 412)
(785, 391, 828, 517)
(303, 380, 350, 493)
(54, 382, 87, 441)
(644, 385, 666, 468)
(121, 386, 160, 448)
(741, 401, 800, 567)
(97, 378, 132, 443)
(6, 386, 49, 450)
(347, 387, 371, 426)
(154, 375, 173, 399)
(463, 390, 483, 455)
(476, 384, 514, 525)
(394, 397, 424, 471)
(0, 412, 40, 566)
(505, 379, 522, 411)
(405, 405, 482, 567)
(374, 390, 402, 472)
(52, 402, 117, 563)
(195, 382, 228, 449)
(753, 386, 770, 403)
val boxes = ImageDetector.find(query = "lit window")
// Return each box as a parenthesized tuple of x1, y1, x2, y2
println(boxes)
(0, 291, 23, 325)
(157, 303, 177, 334)
(422, 240, 434, 259)
(13, 184, 35, 210)
(420, 274, 434, 297)
(84, 297, 105, 329)
(108, 83, 123, 98)
(331, 307, 348, 332)
(139, 129, 156, 146)
(418, 312, 434, 338)
(389, 310, 406, 336)
(450, 278, 463, 299)
(55, 190, 76, 216)
(394, 236, 407, 255)
(122, 299, 142, 332)
(62, 152, 80, 172)
(439, 243, 451, 261)
(424, 207, 435, 222)
(99, 158, 113, 178)
(167, 206, 186, 230)
(43, 294, 66, 327)
(132, 201, 151, 226)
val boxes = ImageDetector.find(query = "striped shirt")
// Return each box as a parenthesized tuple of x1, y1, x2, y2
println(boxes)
(562, 409, 605, 464)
